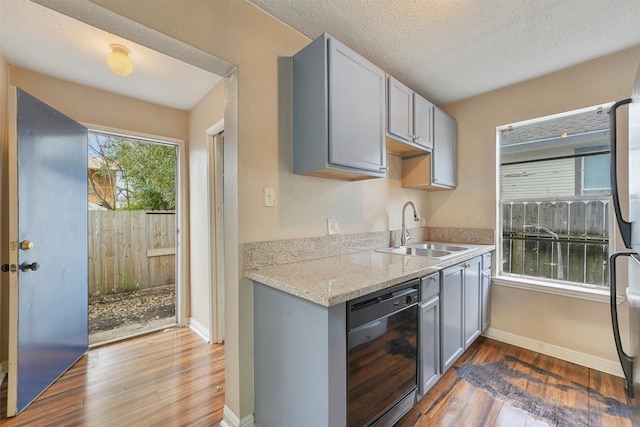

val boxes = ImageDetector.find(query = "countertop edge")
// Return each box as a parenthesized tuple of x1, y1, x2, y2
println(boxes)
(246, 244, 495, 307)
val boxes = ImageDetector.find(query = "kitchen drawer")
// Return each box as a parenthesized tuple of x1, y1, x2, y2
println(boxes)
(420, 273, 440, 301)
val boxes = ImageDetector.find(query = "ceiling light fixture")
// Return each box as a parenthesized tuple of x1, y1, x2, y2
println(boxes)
(107, 44, 133, 76)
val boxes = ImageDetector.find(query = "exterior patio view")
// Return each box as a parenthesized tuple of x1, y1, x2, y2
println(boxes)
(87, 132, 177, 344)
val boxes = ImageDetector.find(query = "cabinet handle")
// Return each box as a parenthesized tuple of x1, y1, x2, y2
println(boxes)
(414, 135, 422, 142)
(379, 166, 388, 171)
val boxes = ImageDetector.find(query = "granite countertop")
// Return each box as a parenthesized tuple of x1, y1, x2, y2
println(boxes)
(245, 243, 494, 307)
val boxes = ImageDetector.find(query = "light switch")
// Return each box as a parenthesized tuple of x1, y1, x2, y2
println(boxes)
(264, 187, 275, 207)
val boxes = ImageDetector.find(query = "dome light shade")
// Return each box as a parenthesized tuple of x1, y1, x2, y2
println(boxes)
(107, 44, 133, 76)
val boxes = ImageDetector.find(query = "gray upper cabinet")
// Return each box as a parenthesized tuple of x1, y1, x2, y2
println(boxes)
(413, 95, 434, 150)
(432, 107, 457, 188)
(401, 106, 457, 190)
(386, 76, 433, 157)
(293, 34, 387, 181)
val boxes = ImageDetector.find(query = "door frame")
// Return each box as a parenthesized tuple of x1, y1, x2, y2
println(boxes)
(207, 120, 225, 343)
(86, 124, 187, 327)
(6, 86, 19, 417)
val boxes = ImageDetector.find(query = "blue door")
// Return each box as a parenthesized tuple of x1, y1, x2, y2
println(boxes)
(6, 87, 88, 415)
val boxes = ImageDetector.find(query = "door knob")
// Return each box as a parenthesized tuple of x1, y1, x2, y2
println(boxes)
(20, 262, 40, 272)
(21, 240, 34, 250)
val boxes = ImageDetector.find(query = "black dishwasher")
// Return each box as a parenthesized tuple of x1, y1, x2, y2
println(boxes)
(347, 279, 419, 427)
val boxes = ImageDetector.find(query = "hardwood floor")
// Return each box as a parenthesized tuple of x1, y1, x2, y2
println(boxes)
(0, 327, 224, 427)
(398, 336, 633, 427)
(0, 331, 632, 426)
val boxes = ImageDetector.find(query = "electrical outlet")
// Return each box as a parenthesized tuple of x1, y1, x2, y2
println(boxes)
(264, 187, 275, 207)
(327, 218, 340, 235)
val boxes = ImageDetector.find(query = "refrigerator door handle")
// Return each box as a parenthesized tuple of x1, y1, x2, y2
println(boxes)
(610, 98, 633, 249)
(610, 251, 635, 398)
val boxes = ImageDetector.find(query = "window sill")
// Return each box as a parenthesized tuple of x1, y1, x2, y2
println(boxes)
(492, 275, 625, 305)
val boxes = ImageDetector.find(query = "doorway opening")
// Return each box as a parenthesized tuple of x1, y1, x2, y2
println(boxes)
(87, 130, 179, 345)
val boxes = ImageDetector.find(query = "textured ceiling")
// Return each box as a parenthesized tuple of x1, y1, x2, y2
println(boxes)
(248, 0, 640, 105)
(0, 0, 222, 111)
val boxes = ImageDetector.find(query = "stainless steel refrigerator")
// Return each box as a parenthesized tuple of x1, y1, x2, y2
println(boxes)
(610, 59, 640, 424)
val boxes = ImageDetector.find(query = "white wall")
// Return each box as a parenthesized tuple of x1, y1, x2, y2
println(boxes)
(188, 79, 225, 338)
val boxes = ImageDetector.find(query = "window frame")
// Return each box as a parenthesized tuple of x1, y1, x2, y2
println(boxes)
(494, 103, 618, 302)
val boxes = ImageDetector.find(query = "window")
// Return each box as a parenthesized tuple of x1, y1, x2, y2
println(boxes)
(498, 104, 613, 289)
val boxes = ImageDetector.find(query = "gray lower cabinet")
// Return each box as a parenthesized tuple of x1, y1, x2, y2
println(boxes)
(254, 282, 347, 427)
(481, 253, 492, 331)
(441, 256, 482, 373)
(463, 257, 482, 348)
(418, 296, 440, 397)
(418, 273, 440, 397)
(440, 263, 465, 372)
(292, 33, 387, 181)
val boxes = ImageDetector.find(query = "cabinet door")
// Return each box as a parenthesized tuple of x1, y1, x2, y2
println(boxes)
(441, 264, 464, 373)
(413, 94, 434, 150)
(481, 269, 491, 331)
(328, 38, 386, 173)
(418, 296, 440, 398)
(481, 253, 492, 331)
(433, 107, 456, 188)
(463, 257, 482, 348)
(387, 76, 413, 143)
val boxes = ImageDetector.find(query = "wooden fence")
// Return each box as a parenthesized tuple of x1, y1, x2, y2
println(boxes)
(88, 210, 176, 297)
(501, 198, 609, 287)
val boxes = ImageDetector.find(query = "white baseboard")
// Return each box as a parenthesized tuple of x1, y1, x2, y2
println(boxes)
(188, 317, 210, 343)
(220, 405, 255, 427)
(483, 328, 624, 378)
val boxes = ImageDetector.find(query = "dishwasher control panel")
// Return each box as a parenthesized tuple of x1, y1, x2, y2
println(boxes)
(348, 280, 419, 330)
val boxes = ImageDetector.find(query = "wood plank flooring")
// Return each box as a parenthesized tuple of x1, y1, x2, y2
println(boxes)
(0, 330, 632, 426)
(397, 336, 633, 427)
(0, 327, 224, 427)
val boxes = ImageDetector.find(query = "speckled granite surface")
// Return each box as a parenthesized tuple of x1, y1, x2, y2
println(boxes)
(245, 228, 495, 306)
(246, 244, 493, 306)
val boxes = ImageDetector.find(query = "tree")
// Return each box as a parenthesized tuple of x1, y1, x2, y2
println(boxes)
(88, 134, 176, 210)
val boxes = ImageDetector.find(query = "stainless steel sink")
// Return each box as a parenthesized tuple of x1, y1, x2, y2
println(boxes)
(376, 246, 452, 258)
(376, 242, 472, 259)
(409, 243, 470, 252)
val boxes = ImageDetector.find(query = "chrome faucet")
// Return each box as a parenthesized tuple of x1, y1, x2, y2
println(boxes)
(401, 201, 421, 246)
